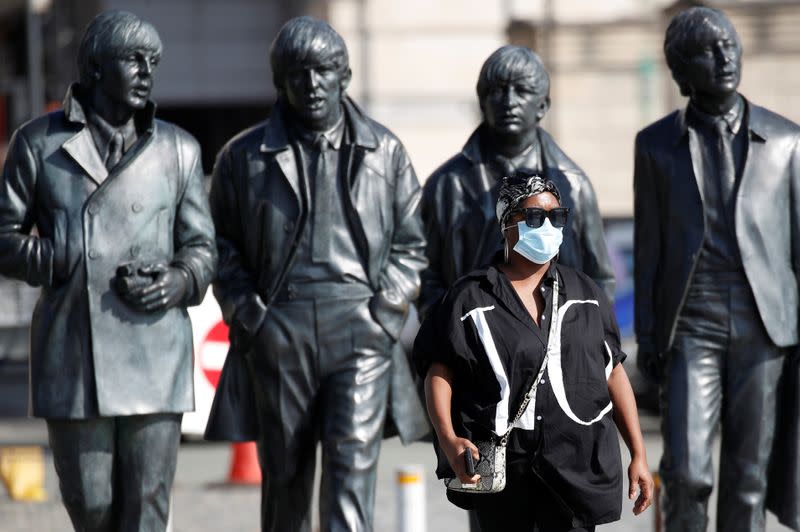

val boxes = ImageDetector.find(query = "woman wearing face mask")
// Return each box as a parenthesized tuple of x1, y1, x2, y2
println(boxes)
(413, 173, 653, 531)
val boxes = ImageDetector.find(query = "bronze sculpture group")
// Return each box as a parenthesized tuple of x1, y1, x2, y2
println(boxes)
(0, 5, 797, 532)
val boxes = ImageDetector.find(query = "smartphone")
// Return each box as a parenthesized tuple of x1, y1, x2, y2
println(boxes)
(464, 451, 476, 476)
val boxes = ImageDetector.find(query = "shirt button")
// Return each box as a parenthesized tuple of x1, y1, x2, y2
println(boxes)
(88, 250, 99, 260)
(536, 415, 542, 421)
(540, 378, 546, 384)
(540, 287, 546, 293)
(541, 315, 546, 321)
(87, 205, 97, 216)
(132, 202, 143, 213)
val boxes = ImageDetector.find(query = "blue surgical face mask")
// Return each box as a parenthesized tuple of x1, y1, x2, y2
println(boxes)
(508, 219, 563, 264)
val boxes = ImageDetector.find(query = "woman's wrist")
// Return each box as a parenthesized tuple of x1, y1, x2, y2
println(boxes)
(629, 446, 647, 461)
(437, 428, 458, 447)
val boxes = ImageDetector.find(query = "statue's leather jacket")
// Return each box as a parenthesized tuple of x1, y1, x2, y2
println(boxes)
(206, 97, 428, 442)
(420, 125, 615, 316)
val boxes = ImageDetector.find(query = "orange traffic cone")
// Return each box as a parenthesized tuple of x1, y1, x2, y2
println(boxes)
(0, 446, 47, 501)
(227, 442, 261, 485)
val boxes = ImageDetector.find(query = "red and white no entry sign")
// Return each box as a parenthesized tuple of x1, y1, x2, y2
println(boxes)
(200, 320, 229, 388)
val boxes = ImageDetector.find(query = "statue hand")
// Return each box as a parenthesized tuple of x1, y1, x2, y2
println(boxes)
(636, 344, 662, 384)
(228, 295, 267, 355)
(124, 263, 190, 312)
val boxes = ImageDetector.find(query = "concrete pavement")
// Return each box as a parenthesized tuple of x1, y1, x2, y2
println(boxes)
(0, 415, 793, 531)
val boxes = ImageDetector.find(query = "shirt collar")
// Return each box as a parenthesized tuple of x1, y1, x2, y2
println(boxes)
(462, 125, 542, 172)
(86, 107, 137, 157)
(687, 94, 745, 135)
(291, 110, 345, 150)
(62, 83, 157, 133)
(484, 261, 561, 344)
(486, 260, 560, 293)
(263, 97, 377, 153)
(541, 262, 559, 290)
(514, 142, 541, 171)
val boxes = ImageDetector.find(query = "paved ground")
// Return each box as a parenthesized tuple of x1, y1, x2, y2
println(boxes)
(0, 415, 793, 531)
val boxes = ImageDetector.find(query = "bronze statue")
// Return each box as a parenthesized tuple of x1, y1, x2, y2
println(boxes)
(205, 16, 426, 532)
(421, 45, 615, 320)
(633, 7, 799, 531)
(0, 10, 216, 532)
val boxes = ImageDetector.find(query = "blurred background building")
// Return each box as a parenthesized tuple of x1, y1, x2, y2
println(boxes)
(1, 0, 799, 413)
(2, 0, 800, 208)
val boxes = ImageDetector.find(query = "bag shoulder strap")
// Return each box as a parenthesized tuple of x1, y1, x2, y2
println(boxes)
(500, 273, 559, 446)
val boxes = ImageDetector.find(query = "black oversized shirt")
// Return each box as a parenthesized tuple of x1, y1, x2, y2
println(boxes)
(413, 262, 625, 526)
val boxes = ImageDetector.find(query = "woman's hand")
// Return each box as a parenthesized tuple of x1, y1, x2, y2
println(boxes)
(628, 455, 654, 515)
(608, 363, 653, 515)
(424, 363, 480, 484)
(441, 435, 481, 485)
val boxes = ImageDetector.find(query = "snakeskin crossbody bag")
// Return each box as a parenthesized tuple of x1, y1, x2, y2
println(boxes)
(445, 276, 559, 494)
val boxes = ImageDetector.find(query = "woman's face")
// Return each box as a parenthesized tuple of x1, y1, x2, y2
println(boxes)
(503, 191, 560, 253)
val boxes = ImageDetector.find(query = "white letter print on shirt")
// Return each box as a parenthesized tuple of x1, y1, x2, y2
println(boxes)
(547, 299, 613, 426)
(462, 300, 613, 438)
(461, 306, 511, 436)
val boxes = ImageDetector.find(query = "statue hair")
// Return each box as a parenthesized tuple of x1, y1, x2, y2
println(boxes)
(476, 45, 550, 104)
(663, 7, 741, 97)
(270, 16, 349, 93)
(77, 10, 162, 87)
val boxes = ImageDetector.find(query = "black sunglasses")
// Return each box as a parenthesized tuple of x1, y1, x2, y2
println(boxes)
(510, 207, 570, 229)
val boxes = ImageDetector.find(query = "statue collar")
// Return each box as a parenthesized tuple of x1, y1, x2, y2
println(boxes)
(260, 96, 378, 153)
(62, 83, 157, 134)
(687, 94, 745, 135)
(675, 95, 766, 145)
(462, 125, 582, 176)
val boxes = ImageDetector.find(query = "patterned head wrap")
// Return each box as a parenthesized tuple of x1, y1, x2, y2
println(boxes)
(496, 169, 561, 231)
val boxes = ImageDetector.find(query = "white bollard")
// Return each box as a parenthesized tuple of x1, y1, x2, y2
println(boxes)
(395, 465, 426, 532)
(166, 494, 173, 532)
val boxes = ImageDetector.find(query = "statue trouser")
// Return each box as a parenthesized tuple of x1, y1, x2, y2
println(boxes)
(46, 413, 182, 532)
(659, 274, 785, 532)
(246, 288, 392, 532)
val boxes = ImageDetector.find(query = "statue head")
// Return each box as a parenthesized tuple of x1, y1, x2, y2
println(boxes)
(664, 7, 742, 101)
(476, 45, 551, 140)
(77, 10, 162, 111)
(270, 16, 352, 132)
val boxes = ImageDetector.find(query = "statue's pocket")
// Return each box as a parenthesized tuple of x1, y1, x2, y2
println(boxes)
(355, 300, 393, 354)
(231, 294, 268, 354)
